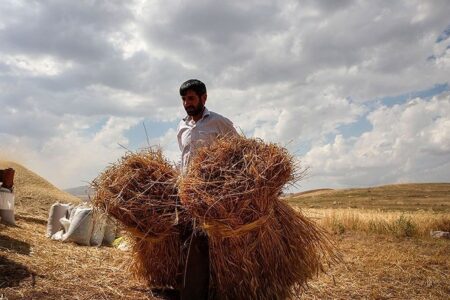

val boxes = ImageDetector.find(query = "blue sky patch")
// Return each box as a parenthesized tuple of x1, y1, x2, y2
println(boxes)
(378, 83, 449, 107)
(126, 119, 178, 150)
(436, 24, 450, 43)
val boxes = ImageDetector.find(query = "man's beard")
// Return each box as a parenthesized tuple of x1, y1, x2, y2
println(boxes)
(185, 101, 204, 116)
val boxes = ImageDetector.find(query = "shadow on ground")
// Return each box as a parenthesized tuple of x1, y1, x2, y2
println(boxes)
(0, 234, 31, 255)
(15, 215, 47, 225)
(0, 256, 34, 288)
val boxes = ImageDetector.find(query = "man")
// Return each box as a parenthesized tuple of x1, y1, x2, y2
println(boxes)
(177, 79, 238, 174)
(176, 79, 238, 299)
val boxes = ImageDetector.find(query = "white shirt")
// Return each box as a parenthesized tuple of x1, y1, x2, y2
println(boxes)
(177, 107, 238, 173)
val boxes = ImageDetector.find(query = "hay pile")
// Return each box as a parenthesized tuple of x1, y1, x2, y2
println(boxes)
(178, 136, 337, 299)
(93, 137, 336, 299)
(92, 148, 183, 288)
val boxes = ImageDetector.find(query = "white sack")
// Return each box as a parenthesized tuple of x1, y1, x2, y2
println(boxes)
(0, 209, 15, 225)
(46, 203, 70, 237)
(90, 214, 107, 246)
(0, 189, 14, 210)
(51, 230, 65, 241)
(63, 207, 93, 246)
(59, 217, 71, 232)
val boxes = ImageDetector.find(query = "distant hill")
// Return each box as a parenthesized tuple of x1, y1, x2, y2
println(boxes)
(292, 188, 334, 197)
(286, 183, 450, 211)
(64, 185, 93, 202)
(0, 160, 81, 218)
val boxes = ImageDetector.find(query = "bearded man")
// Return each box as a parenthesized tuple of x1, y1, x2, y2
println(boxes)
(176, 79, 238, 299)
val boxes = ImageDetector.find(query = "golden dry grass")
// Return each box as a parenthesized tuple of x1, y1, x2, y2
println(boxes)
(0, 217, 153, 300)
(0, 160, 448, 299)
(305, 208, 450, 238)
(2, 214, 448, 300)
(0, 160, 81, 218)
(178, 136, 335, 299)
(91, 149, 185, 288)
(302, 233, 450, 299)
(287, 183, 450, 212)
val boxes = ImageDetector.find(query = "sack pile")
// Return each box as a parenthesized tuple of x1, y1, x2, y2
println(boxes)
(46, 203, 117, 246)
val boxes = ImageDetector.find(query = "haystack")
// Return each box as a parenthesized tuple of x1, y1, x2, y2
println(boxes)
(179, 136, 337, 299)
(92, 148, 184, 288)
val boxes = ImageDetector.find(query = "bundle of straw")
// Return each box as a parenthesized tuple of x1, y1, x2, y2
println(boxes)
(179, 136, 337, 299)
(92, 148, 183, 288)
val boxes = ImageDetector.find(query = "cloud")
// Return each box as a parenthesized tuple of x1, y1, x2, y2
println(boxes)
(0, 0, 134, 62)
(0, 115, 141, 188)
(0, 0, 449, 189)
(301, 92, 450, 189)
(251, 89, 365, 144)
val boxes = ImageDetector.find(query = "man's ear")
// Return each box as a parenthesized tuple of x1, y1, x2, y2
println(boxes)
(201, 93, 207, 105)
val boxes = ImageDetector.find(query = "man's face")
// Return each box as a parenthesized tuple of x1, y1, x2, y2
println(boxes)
(182, 89, 206, 116)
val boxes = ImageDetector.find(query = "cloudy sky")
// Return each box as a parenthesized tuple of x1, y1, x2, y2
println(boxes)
(1, 0, 449, 191)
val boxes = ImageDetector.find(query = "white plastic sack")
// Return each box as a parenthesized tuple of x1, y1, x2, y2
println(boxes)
(62, 207, 93, 246)
(0, 188, 15, 225)
(51, 230, 65, 241)
(0, 189, 14, 210)
(90, 214, 107, 246)
(46, 203, 70, 237)
(67, 205, 75, 219)
(59, 217, 71, 232)
(0, 209, 15, 225)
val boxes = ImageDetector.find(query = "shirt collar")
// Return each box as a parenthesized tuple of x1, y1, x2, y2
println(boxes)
(183, 107, 210, 122)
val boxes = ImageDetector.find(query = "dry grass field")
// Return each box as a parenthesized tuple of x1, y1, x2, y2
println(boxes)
(286, 183, 450, 212)
(1, 160, 449, 299)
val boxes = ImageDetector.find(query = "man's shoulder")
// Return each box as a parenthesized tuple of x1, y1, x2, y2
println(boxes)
(207, 110, 232, 123)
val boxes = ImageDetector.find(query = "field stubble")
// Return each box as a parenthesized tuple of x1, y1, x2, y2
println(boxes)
(293, 184, 450, 299)
(1, 182, 449, 299)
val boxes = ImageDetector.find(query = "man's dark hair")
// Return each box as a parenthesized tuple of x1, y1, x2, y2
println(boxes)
(179, 79, 207, 97)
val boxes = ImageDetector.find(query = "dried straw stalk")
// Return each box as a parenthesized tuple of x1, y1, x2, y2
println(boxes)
(179, 136, 337, 299)
(92, 148, 184, 288)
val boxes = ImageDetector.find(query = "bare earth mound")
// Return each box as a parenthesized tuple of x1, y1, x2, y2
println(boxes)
(0, 160, 81, 219)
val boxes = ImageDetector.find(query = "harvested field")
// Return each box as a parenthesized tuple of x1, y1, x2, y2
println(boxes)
(287, 183, 450, 212)
(1, 214, 449, 299)
(0, 217, 152, 300)
(307, 208, 450, 238)
(0, 161, 448, 299)
(302, 233, 450, 299)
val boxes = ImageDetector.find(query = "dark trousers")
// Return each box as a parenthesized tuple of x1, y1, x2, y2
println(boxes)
(179, 232, 210, 300)
(151, 224, 211, 300)
(155, 225, 211, 300)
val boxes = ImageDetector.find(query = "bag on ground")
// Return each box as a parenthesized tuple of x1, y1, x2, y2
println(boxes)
(0, 187, 15, 225)
(62, 207, 94, 246)
(90, 213, 107, 246)
(46, 203, 70, 237)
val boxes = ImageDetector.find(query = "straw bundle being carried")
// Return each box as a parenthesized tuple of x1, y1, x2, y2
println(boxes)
(92, 148, 183, 288)
(179, 136, 337, 299)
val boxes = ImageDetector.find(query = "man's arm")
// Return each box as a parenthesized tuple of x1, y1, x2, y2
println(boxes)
(176, 121, 184, 152)
(218, 117, 239, 137)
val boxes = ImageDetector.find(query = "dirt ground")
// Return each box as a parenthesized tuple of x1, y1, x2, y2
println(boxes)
(1, 213, 448, 300)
